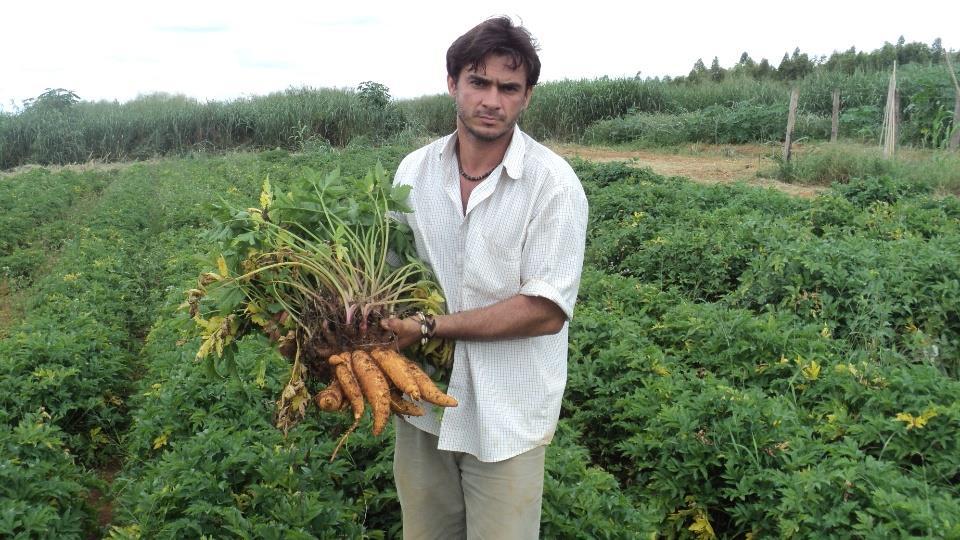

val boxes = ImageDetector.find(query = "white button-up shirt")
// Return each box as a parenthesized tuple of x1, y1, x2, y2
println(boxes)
(392, 125, 588, 462)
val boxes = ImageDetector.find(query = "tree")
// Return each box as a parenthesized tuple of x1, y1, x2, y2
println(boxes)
(778, 48, 814, 80)
(709, 56, 725, 82)
(688, 58, 707, 83)
(356, 81, 391, 109)
(732, 52, 757, 78)
(932, 38, 944, 64)
(23, 88, 80, 111)
(754, 58, 774, 80)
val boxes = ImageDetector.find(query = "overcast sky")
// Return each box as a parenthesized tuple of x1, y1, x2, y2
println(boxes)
(2, 0, 958, 111)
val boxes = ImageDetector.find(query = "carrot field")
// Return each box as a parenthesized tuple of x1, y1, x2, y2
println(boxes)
(1, 141, 958, 538)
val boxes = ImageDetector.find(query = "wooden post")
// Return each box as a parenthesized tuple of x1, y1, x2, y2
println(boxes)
(783, 87, 800, 162)
(945, 50, 960, 151)
(881, 62, 898, 158)
(894, 88, 901, 136)
(831, 89, 840, 143)
(952, 91, 960, 151)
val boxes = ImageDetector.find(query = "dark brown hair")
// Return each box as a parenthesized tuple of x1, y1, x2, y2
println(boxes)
(446, 16, 541, 88)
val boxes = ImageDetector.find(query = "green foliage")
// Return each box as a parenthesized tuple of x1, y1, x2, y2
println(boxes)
(6, 146, 959, 538)
(112, 323, 375, 538)
(2, 58, 957, 169)
(0, 168, 113, 288)
(0, 87, 408, 169)
(22, 88, 81, 110)
(0, 412, 99, 539)
(772, 143, 960, 193)
(356, 81, 392, 110)
(542, 422, 658, 538)
(585, 101, 830, 146)
(566, 157, 960, 536)
(395, 94, 454, 136)
(832, 174, 933, 206)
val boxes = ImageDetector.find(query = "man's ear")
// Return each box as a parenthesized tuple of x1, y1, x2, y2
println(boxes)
(447, 75, 457, 97)
(522, 86, 534, 110)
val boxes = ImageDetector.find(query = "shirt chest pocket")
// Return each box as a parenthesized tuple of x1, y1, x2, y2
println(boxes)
(463, 234, 522, 306)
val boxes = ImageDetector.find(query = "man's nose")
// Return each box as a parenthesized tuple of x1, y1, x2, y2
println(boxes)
(479, 86, 502, 109)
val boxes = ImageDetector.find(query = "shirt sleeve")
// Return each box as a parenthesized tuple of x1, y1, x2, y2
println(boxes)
(518, 182, 589, 320)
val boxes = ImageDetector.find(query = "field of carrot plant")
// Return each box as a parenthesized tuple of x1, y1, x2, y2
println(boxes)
(1, 143, 958, 538)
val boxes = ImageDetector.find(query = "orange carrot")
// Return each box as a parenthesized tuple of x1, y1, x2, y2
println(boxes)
(329, 353, 363, 421)
(389, 388, 425, 416)
(351, 350, 391, 436)
(371, 348, 421, 401)
(406, 360, 458, 407)
(314, 380, 344, 412)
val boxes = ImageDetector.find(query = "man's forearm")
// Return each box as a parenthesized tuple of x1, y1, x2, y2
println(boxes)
(435, 294, 566, 341)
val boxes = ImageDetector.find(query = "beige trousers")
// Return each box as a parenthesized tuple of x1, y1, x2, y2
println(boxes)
(393, 417, 546, 540)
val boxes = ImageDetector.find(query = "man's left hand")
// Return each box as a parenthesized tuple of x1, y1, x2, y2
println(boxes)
(380, 316, 422, 350)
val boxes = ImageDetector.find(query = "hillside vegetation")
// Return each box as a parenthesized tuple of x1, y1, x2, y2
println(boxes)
(1, 40, 957, 170)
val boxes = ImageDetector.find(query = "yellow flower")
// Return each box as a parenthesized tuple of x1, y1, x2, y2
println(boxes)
(894, 408, 938, 430)
(802, 360, 821, 381)
(689, 509, 716, 540)
(216, 255, 230, 278)
(152, 432, 170, 449)
(259, 176, 273, 210)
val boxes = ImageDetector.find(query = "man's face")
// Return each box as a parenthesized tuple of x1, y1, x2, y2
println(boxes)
(448, 54, 533, 143)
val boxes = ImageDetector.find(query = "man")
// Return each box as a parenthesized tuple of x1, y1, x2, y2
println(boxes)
(380, 16, 588, 539)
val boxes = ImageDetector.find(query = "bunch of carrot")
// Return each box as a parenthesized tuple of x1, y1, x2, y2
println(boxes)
(319, 349, 456, 456)
(188, 165, 455, 457)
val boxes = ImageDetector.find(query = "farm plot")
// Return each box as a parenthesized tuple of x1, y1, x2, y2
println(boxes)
(1, 147, 958, 539)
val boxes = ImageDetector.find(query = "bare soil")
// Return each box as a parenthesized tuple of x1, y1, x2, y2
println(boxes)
(549, 142, 827, 199)
(0, 160, 139, 179)
(0, 278, 23, 339)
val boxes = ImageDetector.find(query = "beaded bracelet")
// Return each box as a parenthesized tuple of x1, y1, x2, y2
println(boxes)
(416, 311, 436, 346)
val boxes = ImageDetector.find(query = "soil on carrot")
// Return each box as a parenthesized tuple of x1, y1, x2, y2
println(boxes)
(549, 142, 827, 199)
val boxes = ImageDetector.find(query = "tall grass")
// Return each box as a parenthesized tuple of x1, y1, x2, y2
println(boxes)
(771, 143, 960, 193)
(1, 64, 955, 168)
(399, 64, 952, 145)
(0, 87, 404, 169)
(583, 102, 831, 146)
(396, 94, 455, 136)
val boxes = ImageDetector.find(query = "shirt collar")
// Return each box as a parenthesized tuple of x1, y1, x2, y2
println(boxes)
(438, 124, 526, 180)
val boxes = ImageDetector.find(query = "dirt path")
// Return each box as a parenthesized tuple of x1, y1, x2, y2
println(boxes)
(3, 144, 829, 199)
(0, 182, 113, 338)
(0, 160, 140, 180)
(550, 143, 826, 198)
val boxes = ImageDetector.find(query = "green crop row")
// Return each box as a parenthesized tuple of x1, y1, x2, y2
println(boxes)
(0, 166, 173, 537)
(101, 149, 646, 538)
(564, 160, 960, 536)
(0, 152, 286, 537)
(4, 146, 957, 538)
(577, 160, 960, 374)
(0, 168, 115, 291)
